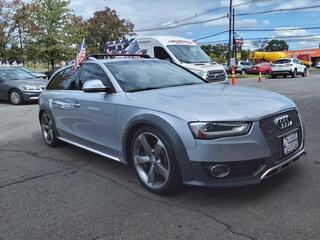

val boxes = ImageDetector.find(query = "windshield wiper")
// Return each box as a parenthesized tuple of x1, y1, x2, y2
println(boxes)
(129, 87, 162, 92)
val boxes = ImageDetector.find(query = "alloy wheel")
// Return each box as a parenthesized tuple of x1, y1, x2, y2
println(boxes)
(10, 91, 21, 104)
(41, 113, 54, 145)
(133, 132, 170, 189)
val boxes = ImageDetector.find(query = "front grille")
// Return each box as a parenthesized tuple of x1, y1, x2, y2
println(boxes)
(259, 110, 303, 162)
(206, 70, 226, 82)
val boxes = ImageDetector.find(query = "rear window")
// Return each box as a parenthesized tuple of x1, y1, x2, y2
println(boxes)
(275, 59, 291, 64)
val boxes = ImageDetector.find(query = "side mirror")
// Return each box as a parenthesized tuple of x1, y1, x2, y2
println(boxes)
(83, 79, 112, 93)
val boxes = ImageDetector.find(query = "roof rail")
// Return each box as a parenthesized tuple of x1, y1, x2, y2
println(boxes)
(88, 54, 151, 60)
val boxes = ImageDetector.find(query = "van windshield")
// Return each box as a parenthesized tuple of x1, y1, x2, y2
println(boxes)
(167, 45, 212, 64)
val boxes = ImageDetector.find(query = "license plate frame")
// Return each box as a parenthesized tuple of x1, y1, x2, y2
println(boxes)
(282, 131, 299, 155)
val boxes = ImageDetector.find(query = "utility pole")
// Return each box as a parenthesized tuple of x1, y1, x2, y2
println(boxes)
(228, 0, 233, 65)
(232, 8, 235, 60)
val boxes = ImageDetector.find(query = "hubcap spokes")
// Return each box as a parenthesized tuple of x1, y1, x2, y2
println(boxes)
(11, 92, 20, 104)
(41, 114, 53, 144)
(133, 132, 170, 189)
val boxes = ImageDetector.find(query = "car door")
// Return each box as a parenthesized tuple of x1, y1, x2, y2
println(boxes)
(66, 63, 118, 157)
(47, 67, 80, 136)
(0, 74, 8, 99)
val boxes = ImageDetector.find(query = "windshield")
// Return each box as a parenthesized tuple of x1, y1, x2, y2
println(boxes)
(0, 68, 34, 80)
(167, 45, 212, 63)
(105, 60, 205, 92)
(275, 59, 291, 64)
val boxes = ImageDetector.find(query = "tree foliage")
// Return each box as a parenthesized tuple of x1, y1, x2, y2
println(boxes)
(86, 7, 135, 52)
(264, 39, 289, 52)
(0, 0, 134, 69)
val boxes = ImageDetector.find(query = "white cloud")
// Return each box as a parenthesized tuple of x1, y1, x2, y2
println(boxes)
(273, 27, 307, 37)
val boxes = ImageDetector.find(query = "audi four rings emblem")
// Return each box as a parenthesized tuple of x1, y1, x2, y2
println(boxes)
(274, 114, 293, 129)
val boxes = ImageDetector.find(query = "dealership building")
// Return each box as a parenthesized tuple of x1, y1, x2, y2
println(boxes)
(287, 48, 320, 66)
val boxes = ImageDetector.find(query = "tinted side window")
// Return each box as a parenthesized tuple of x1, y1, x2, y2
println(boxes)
(47, 70, 64, 90)
(60, 67, 76, 90)
(78, 63, 111, 89)
(154, 47, 171, 60)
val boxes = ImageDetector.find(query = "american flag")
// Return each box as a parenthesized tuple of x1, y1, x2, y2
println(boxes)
(73, 38, 86, 71)
(104, 38, 147, 56)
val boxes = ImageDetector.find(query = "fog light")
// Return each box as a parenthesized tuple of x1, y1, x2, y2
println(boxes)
(210, 164, 230, 178)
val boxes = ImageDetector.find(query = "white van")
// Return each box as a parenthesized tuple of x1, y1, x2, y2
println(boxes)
(135, 36, 227, 82)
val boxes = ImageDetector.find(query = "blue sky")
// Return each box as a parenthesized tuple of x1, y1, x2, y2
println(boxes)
(69, 0, 320, 50)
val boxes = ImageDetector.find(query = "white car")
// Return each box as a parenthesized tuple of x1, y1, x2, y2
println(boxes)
(271, 58, 307, 78)
(316, 62, 320, 69)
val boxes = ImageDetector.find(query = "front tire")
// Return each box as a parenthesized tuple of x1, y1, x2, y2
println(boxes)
(40, 111, 61, 147)
(241, 69, 246, 75)
(131, 126, 182, 194)
(9, 89, 23, 105)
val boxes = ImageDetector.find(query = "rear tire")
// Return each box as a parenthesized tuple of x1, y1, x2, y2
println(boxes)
(40, 111, 61, 147)
(291, 69, 297, 78)
(241, 69, 246, 75)
(130, 126, 182, 194)
(9, 89, 23, 105)
(303, 68, 307, 77)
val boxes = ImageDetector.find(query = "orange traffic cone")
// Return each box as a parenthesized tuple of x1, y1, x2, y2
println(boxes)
(231, 65, 236, 86)
(257, 71, 262, 82)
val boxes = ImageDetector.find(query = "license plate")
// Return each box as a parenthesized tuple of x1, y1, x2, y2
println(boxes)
(283, 131, 299, 155)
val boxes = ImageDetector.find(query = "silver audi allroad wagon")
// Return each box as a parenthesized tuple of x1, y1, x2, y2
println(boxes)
(38, 55, 305, 194)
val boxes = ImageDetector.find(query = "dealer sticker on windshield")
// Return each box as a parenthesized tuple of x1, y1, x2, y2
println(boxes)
(283, 131, 299, 155)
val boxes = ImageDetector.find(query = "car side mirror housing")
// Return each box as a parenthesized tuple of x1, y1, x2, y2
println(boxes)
(83, 79, 112, 93)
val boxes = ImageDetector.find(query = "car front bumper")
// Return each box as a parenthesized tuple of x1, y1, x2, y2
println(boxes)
(179, 109, 305, 187)
(21, 91, 42, 101)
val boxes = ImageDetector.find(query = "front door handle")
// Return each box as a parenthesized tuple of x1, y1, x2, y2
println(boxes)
(72, 102, 81, 108)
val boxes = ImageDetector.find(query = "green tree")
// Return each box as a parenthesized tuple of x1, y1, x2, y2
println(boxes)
(29, 0, 79, 69)
(264, 39, 289, 52)
(201, 44, 228, 63)
(86, 7, 134, 52)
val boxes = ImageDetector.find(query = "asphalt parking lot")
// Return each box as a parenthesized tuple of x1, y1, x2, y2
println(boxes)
(1, 73, 319, 240)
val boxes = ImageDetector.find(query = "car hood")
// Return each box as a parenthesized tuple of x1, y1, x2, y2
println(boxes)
(126, 83, 296, 121)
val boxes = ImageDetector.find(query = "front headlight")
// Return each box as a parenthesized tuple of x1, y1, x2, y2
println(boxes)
(23, 86, 40, 91)
(189, 121, 252, 139)
(189, 69, 205, 78)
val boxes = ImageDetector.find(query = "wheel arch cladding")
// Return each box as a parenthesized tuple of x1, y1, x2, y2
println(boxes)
(122, 114, 195, 182)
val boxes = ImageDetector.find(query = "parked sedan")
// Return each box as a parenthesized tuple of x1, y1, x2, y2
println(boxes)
(39, 57, 305, 194)
(249, 63, 272, 75)
(0, 67, 47, 104)
(20, 67, 48, 80)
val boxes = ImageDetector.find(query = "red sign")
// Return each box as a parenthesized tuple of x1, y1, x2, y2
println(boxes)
(286, 49, 320, 58)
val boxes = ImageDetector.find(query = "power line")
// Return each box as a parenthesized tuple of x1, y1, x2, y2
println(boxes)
(198, 34, 320, 45)
(135, 3, 320, 32)
(135, 15, 227, 32)
(194, 26, 320, 42)
(194, 30, 229, 42)
(236, 4, 320, 16)
(163, 0, 256, 27)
